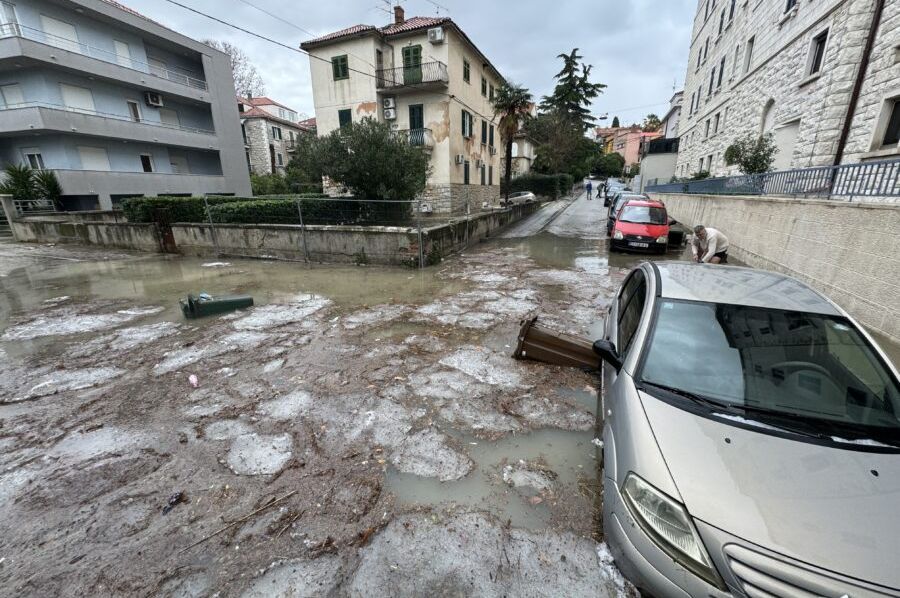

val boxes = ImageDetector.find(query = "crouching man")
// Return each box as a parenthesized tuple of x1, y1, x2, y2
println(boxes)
(691, 225, 729, 264)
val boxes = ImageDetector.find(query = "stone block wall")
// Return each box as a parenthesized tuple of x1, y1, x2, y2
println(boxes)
(676, 0, 891, 178)
(650, 191, 900, 341)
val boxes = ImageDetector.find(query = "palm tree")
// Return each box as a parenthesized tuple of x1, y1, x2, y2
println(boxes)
(492, 82, 533, 201)
(0, 163, 37, 201)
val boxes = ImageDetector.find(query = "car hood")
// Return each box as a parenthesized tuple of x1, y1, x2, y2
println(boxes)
(641, 395, 900, 588)
(615, 221, 668, 237)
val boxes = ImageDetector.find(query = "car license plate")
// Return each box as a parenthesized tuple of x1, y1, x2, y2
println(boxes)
(629, 242, 649, 248)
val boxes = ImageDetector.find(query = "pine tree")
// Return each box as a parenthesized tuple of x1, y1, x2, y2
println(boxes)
(539, 49, 606, 132)
(611, 116, 620, 128)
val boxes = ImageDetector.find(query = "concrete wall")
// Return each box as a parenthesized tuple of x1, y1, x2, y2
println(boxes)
(649, 191, 900, 341)
(9, 218, 160, 251)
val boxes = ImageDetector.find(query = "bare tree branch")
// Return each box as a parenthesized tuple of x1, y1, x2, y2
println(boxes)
(203, 39, 266, 97)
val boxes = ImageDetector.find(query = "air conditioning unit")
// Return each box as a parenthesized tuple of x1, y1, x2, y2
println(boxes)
(382, 97, 396, 109)
(455, 154, 465, 165)
(144, 91, 164, 107)
(489, 146, 497, 155)
(475, 159, 484, 169)
(418, 202, 433, 214)
(428, 27, 445, 44)
(383, 108, 396, 120)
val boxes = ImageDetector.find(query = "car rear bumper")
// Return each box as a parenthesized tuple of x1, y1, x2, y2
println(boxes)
(604, 476, 733, 597)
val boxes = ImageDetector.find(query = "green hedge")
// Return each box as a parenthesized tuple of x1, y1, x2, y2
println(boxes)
(501, 173, 575, 198)
(120, 194, 327, 223)
(207, 198, 412, 226)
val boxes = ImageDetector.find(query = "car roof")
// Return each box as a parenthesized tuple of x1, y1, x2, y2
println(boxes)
(652, 263, 841, 315)
(623, 199, 665, 208)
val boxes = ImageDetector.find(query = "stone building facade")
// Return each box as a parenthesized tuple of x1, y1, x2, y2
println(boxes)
(238, 96, 312, 176)
(676, 0, 899, 178)
(300, 7, 505, 215)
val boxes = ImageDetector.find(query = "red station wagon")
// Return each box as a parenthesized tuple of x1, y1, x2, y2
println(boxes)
(610, 199, 669, 254)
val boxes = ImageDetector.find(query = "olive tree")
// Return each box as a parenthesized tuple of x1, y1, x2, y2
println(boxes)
(724, 133, 778, 174)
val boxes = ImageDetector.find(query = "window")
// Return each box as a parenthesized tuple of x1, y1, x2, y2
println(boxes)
(140, 154, 154, 173)
(734, 44, 741, 74)
(481, 76, 487, 96)
(331, 55, 349, 80)
(729, 0, 736, 21)
(696, 50, 702, 70)
(808, 30, 828, 76)
(0, 83, 24, 107)
(699, 157, 705, 172)
(785, 0, 797, 13)
(744, 36, 755, 74)
(170, 153, 189, 174)
(617, 270, 646, 356)
(489, 84, 495, 101)
(60, 83, 95, 112)
(708, 153, 714, 171)
(461, 109, 473, 137)
(704, 0, 709, 21)
(271, 126, 282, 140)
(718, 56, 726, 87)
(481, 120, 487, 144)
(277, 153, 284, 166)
(463, 160, 470, 184)
(640, 302, 900, 438)
(480, 164, 486, 185)
(708, 67, 716, 96)
(159, 107, 180, 126)
(881, 99, 900, 148)
(489, 125, 494, 147)
(77, 146, 110, 171)
(705, 119, 711, 138)
(463, 59, 470, 83)
(113, 40, 131, 67)
(402, 45, 422, 83)
(489, 165, 493, 185)
(718, 9, 726, 35)
(22, 148, 44, 170)
(127, 100, 141, 122)
(704, 38, 710, 61)
(338, 108, 351, 128)
(713, 113, 720, 134)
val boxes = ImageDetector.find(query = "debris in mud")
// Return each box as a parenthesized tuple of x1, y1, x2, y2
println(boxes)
(342, 304, 409, 330)
(242, 555, 342, 598)
(162, 491, 187, 515)
(389, 429, 473, 482)
(257, 391, 312, 421)
(1, 306, 164, 341)
(10, 366, 125, 403)
(226, 433, 293, 475)
(439, 347, 524, 388)
(232, 294, 330, 331)
(502, 459, 559, 493)
(597, 542, 638, 597)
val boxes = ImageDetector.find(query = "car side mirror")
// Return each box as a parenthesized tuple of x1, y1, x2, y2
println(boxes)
(593, 339, 622, 371)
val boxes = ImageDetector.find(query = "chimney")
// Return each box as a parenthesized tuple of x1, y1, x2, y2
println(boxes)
(394, 5, 405, 25)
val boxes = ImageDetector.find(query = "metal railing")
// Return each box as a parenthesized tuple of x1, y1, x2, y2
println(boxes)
(0, 101, 216, 135)
(0, 23, 208, 91)
(376, 62, 449, 88)
(13, 198, 57, 215)
(646, 158, 900, 202)
(395, 128, 434, 148)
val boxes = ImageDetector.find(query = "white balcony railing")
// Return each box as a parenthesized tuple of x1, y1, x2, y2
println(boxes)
(0, 101, 216, 135)
(0, 23, 208, 91)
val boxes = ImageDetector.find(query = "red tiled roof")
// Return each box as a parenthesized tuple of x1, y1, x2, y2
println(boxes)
(239, 96, 295, 112)
(379, 16, 449, 36)
(238, 99, 314, 131)
(298, 117, 317, 129)
(301, 24, 378, 47)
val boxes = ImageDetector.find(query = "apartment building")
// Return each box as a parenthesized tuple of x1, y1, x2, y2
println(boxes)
(0, 0, 250, 210)
(300, 7, 504, 214)
(677, 0, 899, 178)
(238, 95, 312, 175)
(639, 92, 683, 191)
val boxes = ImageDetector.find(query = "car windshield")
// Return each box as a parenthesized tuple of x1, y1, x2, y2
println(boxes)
(640, 300, 900, 443)
(619, 205, 666, 224)
(611, 196, 636, 216)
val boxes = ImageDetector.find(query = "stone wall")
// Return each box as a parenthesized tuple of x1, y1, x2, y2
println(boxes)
(650, 191, 900, 341)
(677, 0, 892, 178)
(419, 183, 502, 216)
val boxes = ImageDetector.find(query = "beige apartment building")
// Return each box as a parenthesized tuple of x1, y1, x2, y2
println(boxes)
(677, 0, 899, 178)
(300, 7, 505, 214)
(237, 96, 312, 176)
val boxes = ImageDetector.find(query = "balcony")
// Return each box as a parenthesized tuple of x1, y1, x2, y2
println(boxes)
(51, 170, 228, 197)
(395, 128, 434, 151)
(0, 23, 208, 91)
(0, 102, 217, 149)
(376, 62, 448, 91)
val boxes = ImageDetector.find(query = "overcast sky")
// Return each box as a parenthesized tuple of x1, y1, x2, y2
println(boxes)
(125, 0, 694, 124)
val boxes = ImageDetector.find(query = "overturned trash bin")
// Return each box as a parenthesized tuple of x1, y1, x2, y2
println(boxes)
(513, 316, 601, 373)
(180, 292, 253, 319)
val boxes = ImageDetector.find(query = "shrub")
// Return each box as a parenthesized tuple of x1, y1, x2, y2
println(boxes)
(206, 198, 412, 226)
(120, 195, 248, 223)
(724, 133, 777, 174)
(250, 173, 290, 195)
(502, 173, 574, 198)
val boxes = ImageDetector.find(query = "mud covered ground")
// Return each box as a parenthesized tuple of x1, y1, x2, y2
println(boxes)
(0, 199, 650, 597)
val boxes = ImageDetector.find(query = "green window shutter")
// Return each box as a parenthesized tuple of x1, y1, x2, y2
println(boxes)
(463, 59, 470, 82)
(332, 55, 348, 80)
(480, 165, 485, 185)
(481, 121, 487, 144)
(489, 166, 493, 185)
(481, 77, 487, 96)
(489, 125, 494, 147)
(338, 109, 351, 128)
(489, 84, 494, 100)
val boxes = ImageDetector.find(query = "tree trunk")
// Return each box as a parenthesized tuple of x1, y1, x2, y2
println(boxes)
(504, 139, 513, 201)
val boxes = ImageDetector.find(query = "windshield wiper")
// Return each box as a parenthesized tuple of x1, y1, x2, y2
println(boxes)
(639, 381, 735, 411)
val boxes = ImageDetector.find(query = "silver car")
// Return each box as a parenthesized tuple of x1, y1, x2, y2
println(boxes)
(594, 262, 900, 597)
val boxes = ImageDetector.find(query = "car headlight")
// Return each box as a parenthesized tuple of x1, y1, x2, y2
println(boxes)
(656, 235, 668, 244)
(613, 230, 624, 240)
(622, 473, 724, 588)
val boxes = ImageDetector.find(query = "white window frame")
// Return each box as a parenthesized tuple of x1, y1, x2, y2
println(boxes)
(867, 88, 900, 154)
(804, 27, 829, 79)
(271, 125, 282, 140)
(126, 99, 142, 122)
(139, 153, 155, 173)
(743, 36, 755, 74)
(276, 153, 284, 166)
(22, 147, 45, 170)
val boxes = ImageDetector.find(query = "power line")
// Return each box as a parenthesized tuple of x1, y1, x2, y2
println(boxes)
(162, 0, 499, 123)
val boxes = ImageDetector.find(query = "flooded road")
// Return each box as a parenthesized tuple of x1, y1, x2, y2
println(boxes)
(0, 192, 895, 597)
